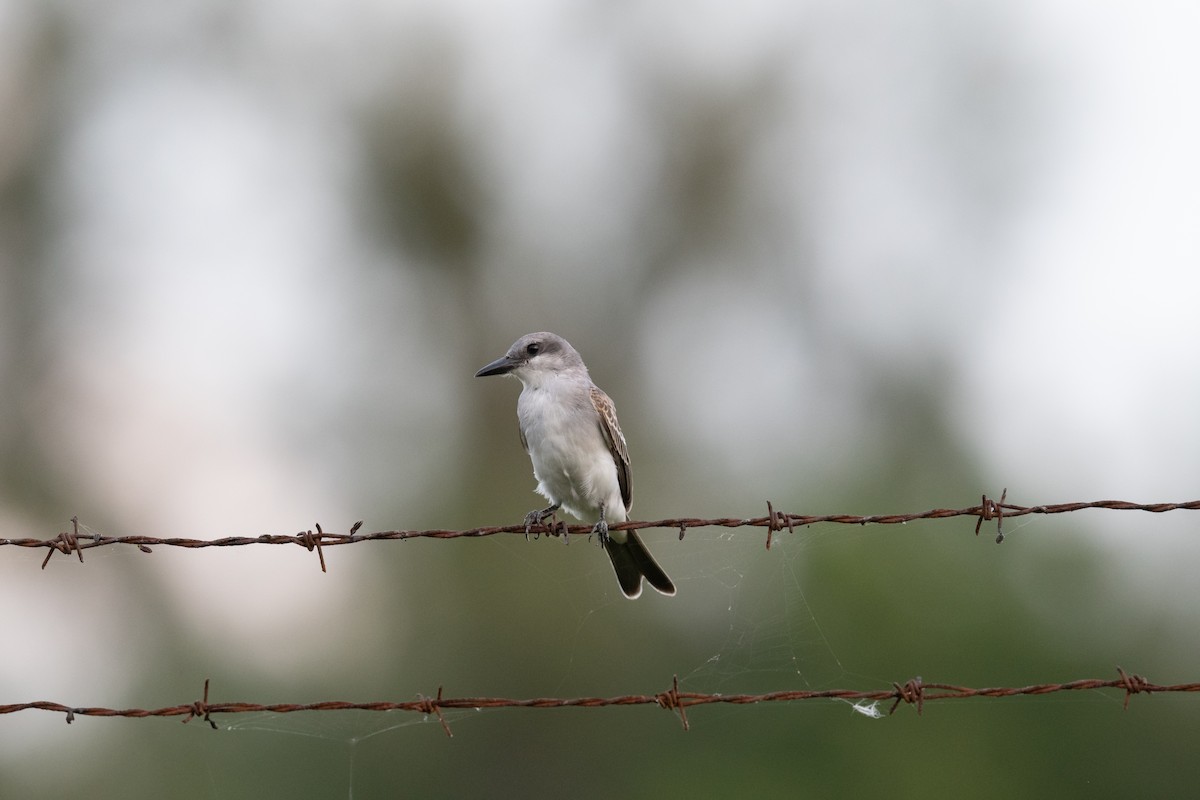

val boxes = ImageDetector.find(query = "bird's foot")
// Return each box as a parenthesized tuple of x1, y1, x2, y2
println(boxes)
(589, 518, 610, 546)
(523, 504, 561, 540)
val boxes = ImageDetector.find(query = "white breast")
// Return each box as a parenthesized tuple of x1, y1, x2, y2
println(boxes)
(517, 377, 625, 523)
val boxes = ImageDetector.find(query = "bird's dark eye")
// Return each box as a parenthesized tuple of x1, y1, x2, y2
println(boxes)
(526, 342, 541, 356)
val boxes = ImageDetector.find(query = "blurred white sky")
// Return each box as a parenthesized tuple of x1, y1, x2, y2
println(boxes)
(967, 2, 1200, 500)
(21, 0, 1194, 494)
(2, 0, 1199, 737)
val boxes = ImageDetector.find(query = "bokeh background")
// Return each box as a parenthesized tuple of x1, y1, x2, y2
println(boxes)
(2, 0, 1199, 797)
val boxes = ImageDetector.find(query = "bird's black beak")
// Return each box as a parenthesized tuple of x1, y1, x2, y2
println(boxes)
(475, 355, 518, 377)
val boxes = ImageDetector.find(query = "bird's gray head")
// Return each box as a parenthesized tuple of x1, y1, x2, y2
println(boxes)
(474, 332, 586, 383)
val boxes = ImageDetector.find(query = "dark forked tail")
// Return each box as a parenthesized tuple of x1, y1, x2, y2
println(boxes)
(604, 531, 676, 599)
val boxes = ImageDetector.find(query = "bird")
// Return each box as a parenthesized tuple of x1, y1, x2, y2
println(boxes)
(475, 332, 675, 599)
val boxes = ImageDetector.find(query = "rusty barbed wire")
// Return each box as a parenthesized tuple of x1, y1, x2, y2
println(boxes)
(1, 668, 1193, 736)
(4, 494, 1200, 570)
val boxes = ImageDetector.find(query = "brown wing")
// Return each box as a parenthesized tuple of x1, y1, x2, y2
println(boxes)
(590, 385, 632, 512)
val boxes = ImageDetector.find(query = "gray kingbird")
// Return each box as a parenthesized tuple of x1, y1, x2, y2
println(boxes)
(475, 332, 675, 599)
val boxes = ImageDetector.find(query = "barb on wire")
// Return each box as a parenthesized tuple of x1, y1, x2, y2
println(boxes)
(4, 496, 1199, 572)
(975, 488, 1008, 543)
(182, 678, 216, 730)
(1, 669, 1194, 733)
(40, 515, 90, 569)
